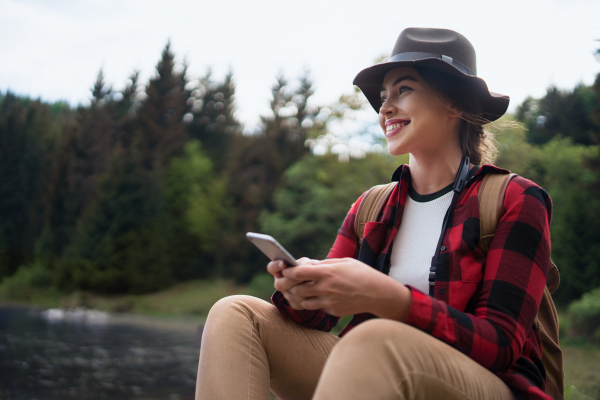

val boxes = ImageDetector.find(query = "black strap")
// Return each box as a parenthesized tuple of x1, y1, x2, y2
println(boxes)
(389, 52, 476, 77)
(429, 157, 470, 296)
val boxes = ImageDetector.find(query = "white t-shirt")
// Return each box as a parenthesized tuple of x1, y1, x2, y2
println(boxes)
(388, 184, 453, 294)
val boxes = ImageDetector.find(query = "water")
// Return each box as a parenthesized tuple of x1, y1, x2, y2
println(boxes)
(0, 306, 202, 400)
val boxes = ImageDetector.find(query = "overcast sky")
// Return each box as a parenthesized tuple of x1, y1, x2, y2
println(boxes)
(1, 0, 599, 130)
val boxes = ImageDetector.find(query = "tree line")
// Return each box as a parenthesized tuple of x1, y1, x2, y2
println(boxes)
(1, 42, 599, 305)
(0, 42, 322, 293)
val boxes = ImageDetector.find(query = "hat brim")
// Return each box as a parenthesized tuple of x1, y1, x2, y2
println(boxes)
(353, 58, 509, 122)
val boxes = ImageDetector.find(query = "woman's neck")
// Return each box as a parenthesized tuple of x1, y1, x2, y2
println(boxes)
(408, 148, 466, 195)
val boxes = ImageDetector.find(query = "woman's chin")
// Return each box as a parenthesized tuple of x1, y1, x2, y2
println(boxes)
(386, 143, 409, 157)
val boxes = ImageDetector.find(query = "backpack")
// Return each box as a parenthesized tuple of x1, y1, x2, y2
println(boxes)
(354, 173, 564, 400)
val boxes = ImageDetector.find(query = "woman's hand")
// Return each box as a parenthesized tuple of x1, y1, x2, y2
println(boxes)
(267, 257, 315, 310)
(278, 258, 412, 320)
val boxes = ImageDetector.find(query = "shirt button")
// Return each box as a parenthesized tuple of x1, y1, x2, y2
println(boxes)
(439, 289, 446, 295)
(441, 246, 446, 251)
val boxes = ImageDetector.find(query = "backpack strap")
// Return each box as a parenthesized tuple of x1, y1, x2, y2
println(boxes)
(479, 172, 564, 399)
(354, 182, 396, 244)
(477, 172, 516, 253)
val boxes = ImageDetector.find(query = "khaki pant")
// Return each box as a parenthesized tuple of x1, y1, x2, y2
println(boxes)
(195, 295, 515, 400)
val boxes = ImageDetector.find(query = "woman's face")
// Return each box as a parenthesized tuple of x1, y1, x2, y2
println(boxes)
(378, 66, 461, 157)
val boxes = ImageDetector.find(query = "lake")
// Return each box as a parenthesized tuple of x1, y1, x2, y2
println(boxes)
(0, 306, 202, 400)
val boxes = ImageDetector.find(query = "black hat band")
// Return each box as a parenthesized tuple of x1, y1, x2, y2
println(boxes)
(389, 52, 476, 77)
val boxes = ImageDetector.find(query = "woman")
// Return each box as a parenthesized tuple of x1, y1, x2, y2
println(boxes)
(196, 28, 553, 400)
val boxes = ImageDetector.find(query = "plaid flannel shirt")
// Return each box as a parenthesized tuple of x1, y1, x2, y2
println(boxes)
(272, 164, 553, 400)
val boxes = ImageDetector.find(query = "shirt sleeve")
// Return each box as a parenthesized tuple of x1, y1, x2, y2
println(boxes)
(270, 191, 367, 331)
(403, 179, 552, 372)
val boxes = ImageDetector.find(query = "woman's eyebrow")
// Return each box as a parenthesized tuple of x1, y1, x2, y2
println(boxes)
(380, 76, 418, 92)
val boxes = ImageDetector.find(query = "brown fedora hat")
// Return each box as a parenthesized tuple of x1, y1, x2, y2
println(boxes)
(353, 27, 509, 121)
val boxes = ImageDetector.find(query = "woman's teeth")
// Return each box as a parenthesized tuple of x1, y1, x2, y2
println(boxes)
(386, 121, 410, 132)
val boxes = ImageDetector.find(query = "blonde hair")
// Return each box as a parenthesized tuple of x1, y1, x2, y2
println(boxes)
(414, 67, 499, 165)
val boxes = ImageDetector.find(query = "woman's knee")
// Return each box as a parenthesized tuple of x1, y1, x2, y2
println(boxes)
(333, 319, 432, 361)
(207, 295, 273, 324)
(339, 319, 413, 345)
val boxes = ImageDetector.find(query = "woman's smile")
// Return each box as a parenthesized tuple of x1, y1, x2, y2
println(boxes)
(385, 118, 411, 138)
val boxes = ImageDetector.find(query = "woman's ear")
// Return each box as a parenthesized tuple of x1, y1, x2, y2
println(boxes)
(447, 103, 463, 118)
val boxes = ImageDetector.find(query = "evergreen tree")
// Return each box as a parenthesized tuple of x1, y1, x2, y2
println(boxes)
(135, 41, 189, 168)
(59, 145, 170, 293)
(91, 68, 112, 106)
(516, 85, 600, 145)
(0, 93, 49, 278)
(186, 69, 240, 171)
(221, 71, 320, 281)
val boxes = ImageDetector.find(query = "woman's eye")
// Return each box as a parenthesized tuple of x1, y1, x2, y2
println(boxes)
(380, 95, 387, 103)
(399, 86, 412, 94)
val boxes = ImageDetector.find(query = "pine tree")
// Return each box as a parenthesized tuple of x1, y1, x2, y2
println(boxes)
(186, 69, 240, 171)
(517, 85, 599, 145)
(0, 93, 49, 277)
(91, 68, 113, 106)
(60, 145, 170, 293)
(135, 41, 189, 168)
(220, 72, 320, 280)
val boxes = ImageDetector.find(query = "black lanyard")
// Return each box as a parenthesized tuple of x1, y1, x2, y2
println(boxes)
(428, 156, 470, 296)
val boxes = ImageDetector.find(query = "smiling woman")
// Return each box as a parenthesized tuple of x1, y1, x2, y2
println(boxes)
(195, 28, 560, 400)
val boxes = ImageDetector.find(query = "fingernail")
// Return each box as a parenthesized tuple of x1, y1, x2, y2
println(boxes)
(279, 261, 284, 268)
(311, 260, 320, 264)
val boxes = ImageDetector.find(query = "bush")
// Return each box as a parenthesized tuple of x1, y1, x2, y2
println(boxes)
(568, 286, 600, 342)
(246, 273, 275, 301)
(0, 262, 55, 300)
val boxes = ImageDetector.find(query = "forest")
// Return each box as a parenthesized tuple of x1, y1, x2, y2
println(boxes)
(1, 41, 600, 328)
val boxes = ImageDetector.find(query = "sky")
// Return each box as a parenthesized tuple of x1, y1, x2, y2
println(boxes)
(1, 0, 599, 131)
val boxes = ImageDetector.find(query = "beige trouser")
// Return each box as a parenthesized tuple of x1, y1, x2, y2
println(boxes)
(195, 295, 515, 400)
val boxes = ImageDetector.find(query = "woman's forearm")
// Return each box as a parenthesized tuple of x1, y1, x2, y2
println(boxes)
(368, 275, 412, 322)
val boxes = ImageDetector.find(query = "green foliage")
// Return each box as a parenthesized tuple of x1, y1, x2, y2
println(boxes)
(165, 140, 228, 252)
(495, 123, 600, 304)
(568, 287, 600, 342)
(0, 93, 52, 277)
(135, 41, 189, 168)
(516, 85, 599, 145)
(221, 72, 322, 281)
(186, 70, 240, 171)
(0, 262, 55, 300)
(59, 147, 171, 293)
(260, 152, 404, 260)
(246, 273, 276, 301)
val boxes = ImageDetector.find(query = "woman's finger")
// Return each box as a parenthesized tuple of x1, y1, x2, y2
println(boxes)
(282, 264, 328, 281)
(288, 280, 319, 298)
(299, 296, 325, 311)
(266, 260, 287, 277)
(281, 290, 309, 309)
(274, 276, 303, 293)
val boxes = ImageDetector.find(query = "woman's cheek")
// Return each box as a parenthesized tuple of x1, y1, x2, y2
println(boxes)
(378, 113, 386, 132)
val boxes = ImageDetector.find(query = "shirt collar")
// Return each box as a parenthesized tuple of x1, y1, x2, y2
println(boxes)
(390, 163, 510, 183)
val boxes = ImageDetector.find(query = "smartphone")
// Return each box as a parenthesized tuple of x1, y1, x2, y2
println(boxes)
(246, 232, 298, 266)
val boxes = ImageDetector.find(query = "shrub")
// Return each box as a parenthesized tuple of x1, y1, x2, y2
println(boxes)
(247, 273, 275, 301)
(568, 286, 600, 342)
(0, 262, 54, 300)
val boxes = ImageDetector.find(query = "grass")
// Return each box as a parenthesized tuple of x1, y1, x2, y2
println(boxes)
(0, 273, 276, 320)
(563, 344, 600, 400)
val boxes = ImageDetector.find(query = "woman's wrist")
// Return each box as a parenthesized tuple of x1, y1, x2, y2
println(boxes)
(369, 275, 412, 322)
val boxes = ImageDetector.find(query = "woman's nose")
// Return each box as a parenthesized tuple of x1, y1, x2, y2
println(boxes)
(379, 97, 396, 116)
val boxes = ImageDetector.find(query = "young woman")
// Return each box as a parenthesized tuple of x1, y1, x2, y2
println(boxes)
(196, 28, 553, 400)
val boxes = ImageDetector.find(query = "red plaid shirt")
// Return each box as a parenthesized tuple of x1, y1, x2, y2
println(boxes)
(272, 164, 553, 400)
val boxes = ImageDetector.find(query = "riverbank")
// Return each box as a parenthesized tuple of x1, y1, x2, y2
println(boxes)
(1, 277, 599, 399)
(0, 274, 275, 320)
